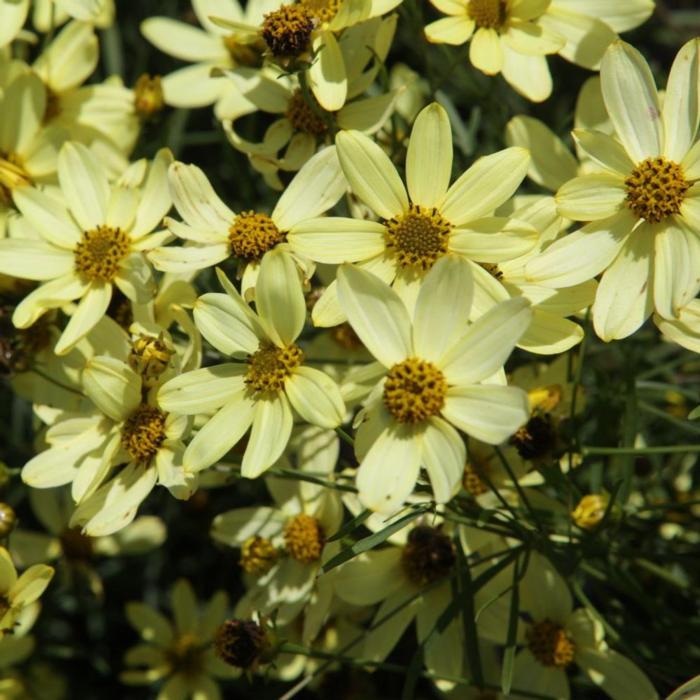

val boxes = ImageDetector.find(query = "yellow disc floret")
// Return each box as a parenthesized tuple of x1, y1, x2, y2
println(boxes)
(283, 513, 325, 563)
(121, 404, 167, 463)
(245, 342, 304, 395)
(468, 0, 507, 29)
(74, 226, 130, 283)
(228, 211, 286, 261)
(383, 358, 447, 423)
(240, 536, 278, 575)
(625, 157, 689, 223)
(385, 204, 452, 270)
(261, 5, 314, 57)
(285, 89, 329, 135)
(526, 620, 576, 668)
(128, 334, 174, 388)
(300, 0, 341, 23)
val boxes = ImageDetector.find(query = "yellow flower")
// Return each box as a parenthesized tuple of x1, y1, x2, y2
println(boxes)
(336, 255, 532, 512)
(121, 579, 238, 695)
(0, 548, 53, 638)
(527, 39, 700, 341)
(289, 102, 536, 326)
(158, 250, 345, 478)
(425, 0, 653, 102)
(0, 144, 172, 354)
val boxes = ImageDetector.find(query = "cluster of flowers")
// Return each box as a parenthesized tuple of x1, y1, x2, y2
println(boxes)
(0, 0, 696, 698)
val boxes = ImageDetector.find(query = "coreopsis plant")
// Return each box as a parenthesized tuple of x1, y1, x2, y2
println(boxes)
(158, 249, 345, 477)
(336, 255, 532, 512)
(0, 143, 171, 354)
(424, 0, 654, 102)
(527, 39, 700, 341)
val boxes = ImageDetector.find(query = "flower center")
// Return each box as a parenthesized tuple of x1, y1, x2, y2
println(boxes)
(283, 513, 325, 563)
(285, 89, 330, 135)
(133, 74, 164, 119)
(245, 342, 304, 395)
(401, 526, 456, 586)
(300, 0, 341, 23)
(74, 226, 130, 283)
(223, 34, 263, 66)
(128, 333, 174, 388)
(240, 535, 278, 575)
(463, 461, 489, 496)
(385, 204, 452, 270)
(228, 211, 286, 262)
(526, 620, 576, 668)
(383, 358, 447, 423)
(511, 413, 556, 460)
(215, 619, 270, 670)
(0, 153, 32, 205)
(261, 5, 314, 57)
(165, 633, 204, 678)
(625, 157, 689, 223)
(468, 0, 507, 29)
(120, 404, 167, 464)
(60, 527, 94, 561)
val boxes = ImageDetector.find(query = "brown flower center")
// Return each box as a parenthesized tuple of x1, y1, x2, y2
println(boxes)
(383, 358, 447, 423)
(479, 262, 503, 280)
(215, 619, 270, 669)
(240, 536, 278, 575)
(285, 89, 330, 135)
(284, 513, 325, 563)
(74, 226, 130, 283)
(121, 404, 167, 463)
(245, 342, 304, 395)
(228, 211, 286, 261)
(468, 0, 507, 29)
(401, 526, 456, 586)
(261, 5, 314, 57)
(385, 204, 452, 270)
(625, 157, 689, 223)
(527, 620, 576, 668)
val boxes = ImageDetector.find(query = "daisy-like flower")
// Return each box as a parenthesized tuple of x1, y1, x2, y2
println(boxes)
(0, 547, 53, 638)
(121, 578, 238, 698)
(424, 0, 653, 102)
(149, 145, 346, 299)
(0, 72, 66, 236)
(213, 0, 402, 111)
(0, 143, 172, 355)
(655, 299, 700, 353)
(526, 39, 700, 341)
(158, 250, 345, 477)
(141, 0, 276, 119)
(212, 431, 342, 641)
(478, 553, 658, 700)
(289, 102, 536, 325)
(336, 255, 532, 512)
(222, 15, 398, 189)
(22, 346, 193, 536)
(334, 515, 488, 681)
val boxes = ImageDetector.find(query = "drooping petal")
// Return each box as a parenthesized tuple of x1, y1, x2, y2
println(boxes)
(55, 281, 112, 355)
(593, 225, 654, 341)
(194, 292, 263, 356)
(82, 356, 142, 422)
(442, 384, 529, 444)
(241, 394, 293, 478)
(58, 142, 109, 230)
(421, 417, 465, 503)
(308, 31, 347, 111)
(285, 366, 345, 429)
(654, 223, 700, 319)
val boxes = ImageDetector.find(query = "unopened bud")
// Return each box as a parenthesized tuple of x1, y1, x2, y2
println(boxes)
(214, 618, 274, 670)
(0, 503, 17, 537)
(572, 494, 609, 529)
